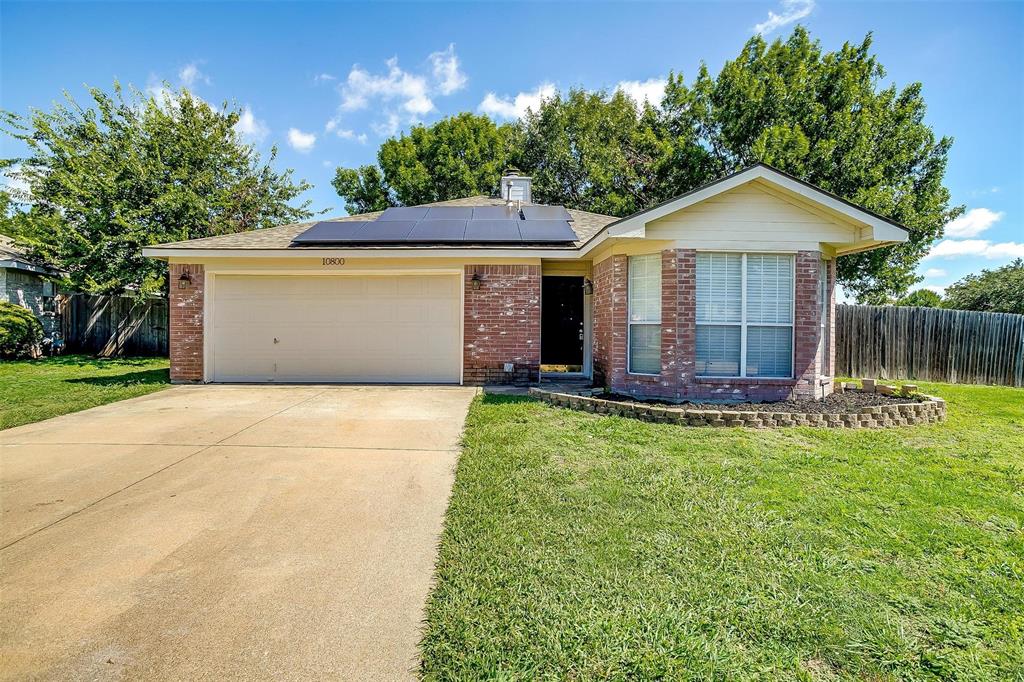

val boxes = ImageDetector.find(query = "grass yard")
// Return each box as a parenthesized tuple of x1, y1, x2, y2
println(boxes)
(422, 382, 1024, 680)
(0, 355, 170, 430)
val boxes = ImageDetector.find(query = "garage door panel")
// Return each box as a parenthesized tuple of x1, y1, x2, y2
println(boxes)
(212, 275, 461, 383)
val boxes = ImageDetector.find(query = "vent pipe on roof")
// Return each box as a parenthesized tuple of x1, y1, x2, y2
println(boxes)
(500, 168, 531, 205)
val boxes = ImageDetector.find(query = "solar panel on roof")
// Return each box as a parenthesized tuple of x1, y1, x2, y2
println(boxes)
(407, 220, 468, 241)
(424, 206, 473, 220)
(291, 221, 371, 244)
(464, 219, 523, 242)
(351, 220, 417, 240)
(378, 206, 429, 221)
(521, 205, 572, 221)
(471, 206, 520, 220)
(518, 219, 577, 242)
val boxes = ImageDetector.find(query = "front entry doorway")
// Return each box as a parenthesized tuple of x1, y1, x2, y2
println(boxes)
(541, 276, 586, 373)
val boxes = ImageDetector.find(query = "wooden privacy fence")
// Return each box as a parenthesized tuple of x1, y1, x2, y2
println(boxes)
(835, 304, 1024, 387)
(61, 293, 168, 356)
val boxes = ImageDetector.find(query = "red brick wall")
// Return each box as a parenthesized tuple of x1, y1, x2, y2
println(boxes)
(592, 249, 833, 401)
(792, 250, 824, 399)
(463, 264, 541, 385)
(169, 263, 204, 383)
(592, 255, 626, 388)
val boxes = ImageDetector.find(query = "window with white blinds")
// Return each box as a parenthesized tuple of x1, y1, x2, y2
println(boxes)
(628, 254, 661, 374)
(696, 253, 794, 378)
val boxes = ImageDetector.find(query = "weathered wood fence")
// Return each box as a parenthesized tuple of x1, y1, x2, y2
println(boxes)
(835, 304, 1024, 387)
(61, 294, 168, 356)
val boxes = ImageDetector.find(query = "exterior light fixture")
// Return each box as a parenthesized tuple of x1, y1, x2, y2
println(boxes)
(178, 271, 193, 289)
(583, 278, 594, 295)
(471, 273, 482, 290)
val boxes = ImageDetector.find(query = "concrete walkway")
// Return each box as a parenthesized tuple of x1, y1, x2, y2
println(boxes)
(0, 385, 477, 681)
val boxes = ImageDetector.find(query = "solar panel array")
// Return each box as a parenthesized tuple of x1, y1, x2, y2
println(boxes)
(291, 204, 578, 245)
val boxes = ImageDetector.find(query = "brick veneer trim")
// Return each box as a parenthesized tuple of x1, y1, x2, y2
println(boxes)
(463, 264, 541, 385)
(169, 263, 204, 383)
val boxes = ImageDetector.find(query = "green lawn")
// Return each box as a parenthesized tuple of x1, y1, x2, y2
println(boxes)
(0, 355, 170, 430)
(422, 382, 1024, 680)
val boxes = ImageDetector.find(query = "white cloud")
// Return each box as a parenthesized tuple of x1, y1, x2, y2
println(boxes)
(178, 62, 210, 87)
(337, 129, 368, 144)
(340, 57, 433, 114)
(327, 46, 467, 138)
(926, 239, 1024, 260)
(753, 0, 815, 34)
(923, 268, 947, 278)
(615, 78, 667, 108)
(234, 106, 269, 142)
(286, 127, 317, 153)
(322, 160, 334, 168)
(479, 82, 557, 119)
(924, 285, 947, 296)
(429, 43, 467, 95)
(314, 73, 336, 83)
(944, 207, 1004, 238)
(371, 112, 402, 138)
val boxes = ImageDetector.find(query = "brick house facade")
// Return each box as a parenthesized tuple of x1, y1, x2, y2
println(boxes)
(463, 264, 541, 385)
(168, 263, 204, 382)
(147, 165, 906, 396)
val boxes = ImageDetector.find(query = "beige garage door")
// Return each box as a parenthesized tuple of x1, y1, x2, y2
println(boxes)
(211, 275, 462, 383)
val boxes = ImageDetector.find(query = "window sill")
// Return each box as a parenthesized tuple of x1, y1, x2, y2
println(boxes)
(695, 377, 797, 386)
(626, 372, 662, 380)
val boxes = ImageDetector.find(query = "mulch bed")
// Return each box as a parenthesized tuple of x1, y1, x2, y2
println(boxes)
(603, 390, 922, 415)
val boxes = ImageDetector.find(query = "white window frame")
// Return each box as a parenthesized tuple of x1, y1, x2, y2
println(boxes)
(627, 253, 661, 376)
(695, 252, 795, 379)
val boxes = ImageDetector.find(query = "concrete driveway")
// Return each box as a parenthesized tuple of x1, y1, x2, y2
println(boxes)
(0, 384, 477, 681)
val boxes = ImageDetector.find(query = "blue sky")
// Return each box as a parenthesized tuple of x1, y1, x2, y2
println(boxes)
(2, 0, 1022, 295)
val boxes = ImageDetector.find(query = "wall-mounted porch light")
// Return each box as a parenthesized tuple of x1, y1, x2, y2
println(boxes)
(471, 272, 483, 290)
(178, 271, 193, 289)
(583, 278, 594, 295)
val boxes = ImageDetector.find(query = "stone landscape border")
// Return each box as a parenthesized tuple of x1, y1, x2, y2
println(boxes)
(528, 384, 947, 429)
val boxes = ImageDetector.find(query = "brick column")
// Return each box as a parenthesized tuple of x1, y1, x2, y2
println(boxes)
(591, 255, 627, 389)
(463, 265, 541, 385)
(169, 263, 204, 383)
(793, 251, 823, 399)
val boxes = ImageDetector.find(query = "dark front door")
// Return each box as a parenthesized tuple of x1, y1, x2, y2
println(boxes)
(541, 276, 585, 369)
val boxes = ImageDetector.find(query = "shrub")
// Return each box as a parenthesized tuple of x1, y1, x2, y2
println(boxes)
(0, 301, 43, 358)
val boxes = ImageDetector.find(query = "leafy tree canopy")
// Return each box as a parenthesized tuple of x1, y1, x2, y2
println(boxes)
(894, 288, 942, 308)
(335, 26, 959, 304)
(2, 83, 315, 296)
(332, 113, 516, 214)
(942, 259, 1024, 314)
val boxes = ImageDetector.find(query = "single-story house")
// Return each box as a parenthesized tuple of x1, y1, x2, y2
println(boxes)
(1, 234, 62, 338)
(143, 164, 907, 401)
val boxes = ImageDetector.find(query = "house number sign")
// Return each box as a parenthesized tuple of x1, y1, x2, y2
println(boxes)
(322, 258, 346, 266)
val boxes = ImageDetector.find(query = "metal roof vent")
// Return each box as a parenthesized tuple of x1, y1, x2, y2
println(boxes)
(500, 168, 532, 205)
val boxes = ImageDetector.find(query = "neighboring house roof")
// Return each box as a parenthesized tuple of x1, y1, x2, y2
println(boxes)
(144, 164, 909, 258)
(147, 196, 618, 251)
(0, 234, 62, 276)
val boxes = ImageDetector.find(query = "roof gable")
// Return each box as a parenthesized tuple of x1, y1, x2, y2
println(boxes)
(581, 163, 909, 255)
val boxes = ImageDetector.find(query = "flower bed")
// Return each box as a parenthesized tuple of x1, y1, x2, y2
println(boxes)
(528, 386, 946, 428)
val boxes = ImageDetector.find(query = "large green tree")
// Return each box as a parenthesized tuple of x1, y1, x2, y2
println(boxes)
(660, 27, 959, 302)
(2, 84, 315, 296)
(332, 113, 516, 214)
(336, 27, 957, 303)
(513, 89, 669, 216)
(942, 260, 1024, 314)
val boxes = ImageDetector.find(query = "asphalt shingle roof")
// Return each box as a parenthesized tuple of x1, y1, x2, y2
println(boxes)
(150, 196, 617, 251)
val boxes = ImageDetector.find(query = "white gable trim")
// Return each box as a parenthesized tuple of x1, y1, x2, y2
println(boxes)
(579, 164, 909, 257)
